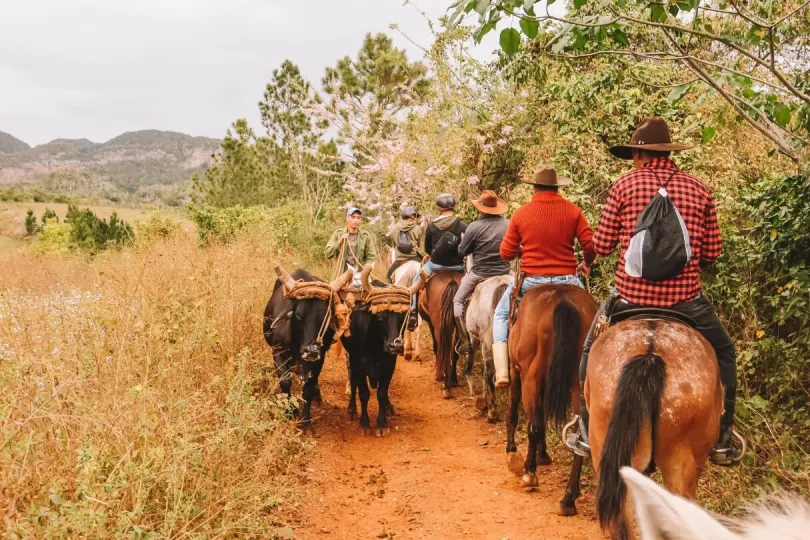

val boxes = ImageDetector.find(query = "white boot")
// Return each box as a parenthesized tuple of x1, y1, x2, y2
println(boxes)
(493, 342, 510, 388)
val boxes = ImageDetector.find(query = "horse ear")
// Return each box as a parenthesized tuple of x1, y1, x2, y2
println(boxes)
(620, 467, 738, 540)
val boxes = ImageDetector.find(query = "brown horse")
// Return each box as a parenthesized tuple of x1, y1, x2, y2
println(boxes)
(581, 318, 722, 540)
(506, 284, 597, 490)
(418, 270, 462, 399)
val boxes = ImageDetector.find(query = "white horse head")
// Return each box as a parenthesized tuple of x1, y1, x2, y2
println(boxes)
(620, 467, 810, 540)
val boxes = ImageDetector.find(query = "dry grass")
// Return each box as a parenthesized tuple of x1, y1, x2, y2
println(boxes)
(0, 231, 319, 537)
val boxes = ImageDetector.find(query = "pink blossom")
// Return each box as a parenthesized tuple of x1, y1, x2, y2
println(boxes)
(467, 175, 480, 185)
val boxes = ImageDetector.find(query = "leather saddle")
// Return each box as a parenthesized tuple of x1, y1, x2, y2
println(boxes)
(610, 305, 698, 329)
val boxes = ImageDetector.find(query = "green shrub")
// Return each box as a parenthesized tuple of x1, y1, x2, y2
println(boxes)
(188, 204, 265, 245)
(65, 204, 135, 252)
(32, 219, 73, 253)
(135, 213, 185, 246)
(24, 209, 37, 236)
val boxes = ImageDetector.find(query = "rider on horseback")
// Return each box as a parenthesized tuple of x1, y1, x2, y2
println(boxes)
(452, 190, 511, 369)
(492, 165, 596, 387)
(570, 117, 741, 466)
(386, 206, 425, 283)
(408, 194, 468, 328)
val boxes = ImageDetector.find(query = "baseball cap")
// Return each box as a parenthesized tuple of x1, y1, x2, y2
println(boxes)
(346, 207, 362, 217)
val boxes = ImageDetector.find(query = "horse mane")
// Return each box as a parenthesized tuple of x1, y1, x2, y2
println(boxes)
(620, 466, 810, 540)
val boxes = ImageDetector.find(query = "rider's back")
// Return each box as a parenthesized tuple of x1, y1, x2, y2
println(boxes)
(594, 157, 721, 307)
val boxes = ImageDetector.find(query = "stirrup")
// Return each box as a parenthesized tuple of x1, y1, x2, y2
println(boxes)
(710, 428, 746, 467)
(563, 416, 591, 458)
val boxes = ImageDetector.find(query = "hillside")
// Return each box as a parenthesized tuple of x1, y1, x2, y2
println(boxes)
(0, 129, 220, 191)
(0, 131, 31, 154)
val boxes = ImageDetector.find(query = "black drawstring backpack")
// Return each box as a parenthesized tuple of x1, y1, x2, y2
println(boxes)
(624, 170, 692, 281)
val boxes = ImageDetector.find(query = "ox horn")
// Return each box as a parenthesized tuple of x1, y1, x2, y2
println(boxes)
(274, 264, 297, 294)
(360, 264, 375, 293)
(408, 270, 428, 296)
(330, 268, 354, 292)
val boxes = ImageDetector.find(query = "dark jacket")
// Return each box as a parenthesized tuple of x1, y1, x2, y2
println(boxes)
(425, 215, 467, 267)
(459, 215, 510, 277)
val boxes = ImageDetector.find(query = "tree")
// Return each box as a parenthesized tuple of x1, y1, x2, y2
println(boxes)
(260, 60, 341, 222)
(449, 0, 810, 165)
(192, 119, 282, 208)
(323, 33, 431, 138)
(25, 209, 37, 236)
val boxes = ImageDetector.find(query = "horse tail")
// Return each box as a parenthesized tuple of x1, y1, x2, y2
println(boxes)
(597, 353, 666, 531)
(491, 282, 509, 314)
(544, 299, 581, 429)
(437, 280, 459, 374)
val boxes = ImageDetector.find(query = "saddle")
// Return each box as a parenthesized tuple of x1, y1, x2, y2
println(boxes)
(593, 296, 697, 340)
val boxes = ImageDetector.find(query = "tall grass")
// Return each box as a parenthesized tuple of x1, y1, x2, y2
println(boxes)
(0, 231, 320, 537)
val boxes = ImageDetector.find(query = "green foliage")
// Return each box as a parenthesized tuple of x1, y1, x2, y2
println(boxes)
(41, 208, 58, 224)
(323, 32, 431, 137)
(24, 210, 37, 236)
(191, 119, 283, 208)
(449, 0, 810, 163)
(32, 219, 73, 254)
(64, 204, 135, 252)
(0, 187, 72, 204)
(188, 204, 266, 245)
(135, 213, 185, 247)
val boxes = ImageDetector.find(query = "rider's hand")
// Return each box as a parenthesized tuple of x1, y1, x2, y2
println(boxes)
(421, 254, 430, 265)
(577, 262, 591, 277)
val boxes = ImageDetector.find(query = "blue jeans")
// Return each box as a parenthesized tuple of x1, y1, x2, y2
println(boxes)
(411, 260, 465, 309)
(493, 274, 584, 344)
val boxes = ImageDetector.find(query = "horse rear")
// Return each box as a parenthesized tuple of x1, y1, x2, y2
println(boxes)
(418, 270, 462, 399)
(506, 284, 597, 488)
(466, 275, 511, 422)
(586, 319, 722, 539)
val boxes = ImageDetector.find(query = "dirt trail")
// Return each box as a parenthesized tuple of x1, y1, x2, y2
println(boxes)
(291, 351, 604, 539)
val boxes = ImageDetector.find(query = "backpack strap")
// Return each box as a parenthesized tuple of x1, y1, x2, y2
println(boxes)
(658, 169, 679, 190)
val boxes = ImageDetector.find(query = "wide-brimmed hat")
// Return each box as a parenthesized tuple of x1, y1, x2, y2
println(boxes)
(523, 165, 572, 186)
(609, 116, 694, 159)
(469, 190, 508, 215)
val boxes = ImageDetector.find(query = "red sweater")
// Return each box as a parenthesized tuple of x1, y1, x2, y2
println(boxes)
(500, 191, 596, 276)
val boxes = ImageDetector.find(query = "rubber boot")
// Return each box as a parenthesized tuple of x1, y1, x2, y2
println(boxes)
(493, 342, 509, 388)
(710, 388, 742, 466)
(454, 316, 472, 357)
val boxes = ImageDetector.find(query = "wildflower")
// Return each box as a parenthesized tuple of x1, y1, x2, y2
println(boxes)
(756, 330, 765, 339)
(467, 176, 481, 185)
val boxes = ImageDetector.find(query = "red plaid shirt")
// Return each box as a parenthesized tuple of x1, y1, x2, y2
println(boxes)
(593, 157, 722, 306)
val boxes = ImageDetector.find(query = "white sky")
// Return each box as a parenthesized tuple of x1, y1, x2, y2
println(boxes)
(0, 0, 560, 146)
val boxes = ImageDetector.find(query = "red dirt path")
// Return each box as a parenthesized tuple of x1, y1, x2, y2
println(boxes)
(290, 350, 604, 539)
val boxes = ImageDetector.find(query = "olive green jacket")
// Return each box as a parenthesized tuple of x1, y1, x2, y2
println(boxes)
(324, 228, 377, 269)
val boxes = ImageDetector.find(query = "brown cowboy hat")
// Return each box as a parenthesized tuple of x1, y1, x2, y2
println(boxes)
(523, 165, 572, 186)
(609, 116, 694, 159)
(469, 190, 508, 215)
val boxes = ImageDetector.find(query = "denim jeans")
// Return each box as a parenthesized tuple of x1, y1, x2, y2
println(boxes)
(493, 274, 584, 344)
(411, 260, 465, 309)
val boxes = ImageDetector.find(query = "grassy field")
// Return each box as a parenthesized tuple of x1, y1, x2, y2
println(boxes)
(0, 225, 321, 537)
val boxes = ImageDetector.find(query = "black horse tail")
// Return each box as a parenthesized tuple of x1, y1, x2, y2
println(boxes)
(438, 280, 459, 377)
(597, 352, 666, 532)
(544, 299, 581, 429)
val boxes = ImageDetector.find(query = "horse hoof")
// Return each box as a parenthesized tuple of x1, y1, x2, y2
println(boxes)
(442, 389, 453, 400)
(537, 454, 552, 466)
(522, 472, 539, 488)
(474, 396, 488, 411)
(377, 427, 390, 437)
(486, 411, 498, 424)
(361, 427, 371, 436)
(558, 504, 577, 517)
(507, 453, 524, 476)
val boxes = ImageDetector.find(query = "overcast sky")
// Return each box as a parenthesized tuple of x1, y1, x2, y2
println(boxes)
(0, 0, 522, 146)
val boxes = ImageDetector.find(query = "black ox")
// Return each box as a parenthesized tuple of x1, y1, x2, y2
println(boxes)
(342, 264, 424, 436)
(263, 264, 353, 429)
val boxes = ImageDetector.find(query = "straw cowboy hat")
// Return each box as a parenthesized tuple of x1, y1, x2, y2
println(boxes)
(609, 116, 694, 159)
(523, 165, 572, 186)
(469, 190, 508, 215)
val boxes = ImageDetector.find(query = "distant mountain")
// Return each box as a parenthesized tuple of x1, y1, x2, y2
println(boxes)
(0, 129, 221, 191)
(0, 131, 31, 154)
